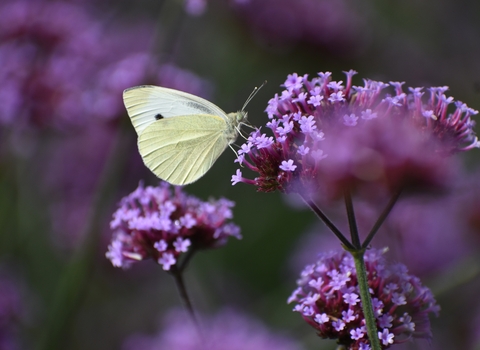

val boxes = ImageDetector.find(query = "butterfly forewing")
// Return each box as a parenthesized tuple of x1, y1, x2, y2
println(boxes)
(138, 114, 230, 185)
(123, 85, 229, 136)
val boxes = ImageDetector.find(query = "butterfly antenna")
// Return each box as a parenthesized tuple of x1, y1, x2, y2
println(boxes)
(241, 80, 267, 111)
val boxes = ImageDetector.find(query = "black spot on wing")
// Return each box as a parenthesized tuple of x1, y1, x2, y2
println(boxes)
(155, 113, 164, 120)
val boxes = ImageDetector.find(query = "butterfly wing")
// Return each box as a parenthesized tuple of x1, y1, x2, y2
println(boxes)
(123, 85, 229, 136)
(138, 114, 230, 185)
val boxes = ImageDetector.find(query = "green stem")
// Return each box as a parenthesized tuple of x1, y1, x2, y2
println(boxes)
(178, 247, 197, 272)
(344, 189, 361, 249)
(350, 249, 382, 350)
(170, 267, 205, 345)
(171, 267, 197, 321)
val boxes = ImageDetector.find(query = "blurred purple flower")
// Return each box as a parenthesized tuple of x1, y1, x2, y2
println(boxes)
(374, 194, 475, 277)
(0, 0, 155, 130)
(288, 248, 439, 349)
(0, 0, 216, 249)
(235, 0, 370, 54)
(233, 71, 477, 201)
(122, 308, 304, 350)
(106, 182, 241, 270)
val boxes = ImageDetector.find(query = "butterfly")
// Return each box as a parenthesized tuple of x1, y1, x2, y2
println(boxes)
(123, 84, 262, 185)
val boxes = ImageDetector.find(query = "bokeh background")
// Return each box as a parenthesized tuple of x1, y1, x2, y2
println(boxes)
(2, 0, 480, 349)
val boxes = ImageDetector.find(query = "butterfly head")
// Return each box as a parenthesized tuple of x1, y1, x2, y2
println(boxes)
(236, 110, 248, 124)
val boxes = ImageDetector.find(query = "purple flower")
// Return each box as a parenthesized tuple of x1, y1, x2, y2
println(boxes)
(288, 248, 439, 349)
(106, 182, 241, 270)
(378, 329, 395, 346)
(122, 308, 304, 350)
(350, 327, 366, 341)
(280, 160, 297, 172)
(233, 71, 476, 200)
(343, 113, 359, 126)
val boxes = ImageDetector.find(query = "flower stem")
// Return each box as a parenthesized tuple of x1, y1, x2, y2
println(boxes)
(301, 196, 354, 250)
(350, 249, 382, 350)
(344, 189, 361, 249)
(171, 268, 197, 321)
(170, 268, 205, 344)
(362, 187, 402, 249)
(178, 247, 197, 272)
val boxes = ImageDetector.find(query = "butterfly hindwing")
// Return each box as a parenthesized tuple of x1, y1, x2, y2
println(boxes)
(138, 114, 229, 185)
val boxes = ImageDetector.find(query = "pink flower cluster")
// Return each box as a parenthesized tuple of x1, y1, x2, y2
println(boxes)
(288, 248, 439, 349)
(106, 182, 241, 270)
(233, 71, 478, 199)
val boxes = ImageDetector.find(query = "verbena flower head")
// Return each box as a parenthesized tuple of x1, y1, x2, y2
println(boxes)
(106, 182, 241, 270)
(123, 308, 304, 350)
(288, 248, 439, 349)
(233, 71, 478, 200)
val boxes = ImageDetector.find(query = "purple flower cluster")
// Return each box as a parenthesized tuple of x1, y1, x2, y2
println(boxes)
(106, 182, 241, 270)
(232, 71, 478, 199)
(288, 248, 439, 349)
(123, 308, 304, 350)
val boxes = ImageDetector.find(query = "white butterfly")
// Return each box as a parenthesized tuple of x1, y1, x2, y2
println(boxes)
(123, 85, 260, 185)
